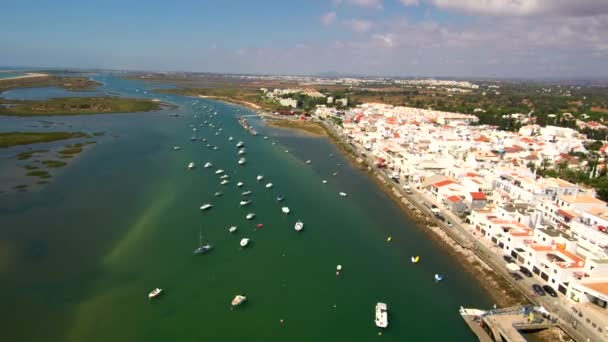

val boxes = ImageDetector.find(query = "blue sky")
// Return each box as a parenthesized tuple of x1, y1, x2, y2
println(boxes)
(1, 0, 608, 78)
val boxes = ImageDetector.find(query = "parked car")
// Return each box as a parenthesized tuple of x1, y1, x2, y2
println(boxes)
(532, 284, 546, 296)
(510, 272, 523, 281)
(503, 255, 514, 263)
(543, 285, 558, 297)
(520, 267, 533, 277)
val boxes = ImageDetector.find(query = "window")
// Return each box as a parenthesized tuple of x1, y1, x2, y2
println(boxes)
(553, 270, 557, 274)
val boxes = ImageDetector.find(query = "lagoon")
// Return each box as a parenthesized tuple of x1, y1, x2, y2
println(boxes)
(0, 74, 491, 341)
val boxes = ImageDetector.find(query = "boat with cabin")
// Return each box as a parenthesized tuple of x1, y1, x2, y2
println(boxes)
(200, 203, 212, 210)
(231, 295, 246, 306)
(240, 238, 250, 247)
(295, 220, 303, 231)
(149, 288, 162, 299)
(375, 302, 388, 328)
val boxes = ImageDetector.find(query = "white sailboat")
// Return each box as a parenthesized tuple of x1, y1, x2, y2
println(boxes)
(339, 192, 347, 197)
(229, 226, 238, 233)
(220, 180, 230, 185)
(194, 227, 212, 254)
(237, 182, 244, 187)
(238, 158, 246, 165)
(149, 288, 162, 299)
(236, 141, 244, 148)
(238, 148, 246, 155)
(281, 207, 290, 214)
(188, 162, 196, 169)
(215, 169, 224, 174)
(256, 175, 264, 182)
(240, 238, 250, 247)
(204, 162, 212, 168)
(200, 203, 212, 210)
(246, 213, 255, 220)
(240, 200, 252, 206)
(231, 295, 246, 306)
(265, 183, 273, 188)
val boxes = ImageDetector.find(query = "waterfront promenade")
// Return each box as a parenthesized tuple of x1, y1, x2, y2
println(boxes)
(318, 119, 605, 342)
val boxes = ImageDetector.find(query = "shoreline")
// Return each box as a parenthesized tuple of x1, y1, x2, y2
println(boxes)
(0, 72, 48, 81)
(197, 95, 261, 110)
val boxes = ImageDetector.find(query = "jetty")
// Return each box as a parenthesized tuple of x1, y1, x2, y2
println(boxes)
(238, 117, 257, 136)
(460, 306, 558, 342)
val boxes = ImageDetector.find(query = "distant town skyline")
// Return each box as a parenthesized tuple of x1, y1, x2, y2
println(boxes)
(2, 0, 608, 78)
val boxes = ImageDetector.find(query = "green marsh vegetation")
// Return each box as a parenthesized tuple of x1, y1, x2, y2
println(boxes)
(0, 132, 87, 148)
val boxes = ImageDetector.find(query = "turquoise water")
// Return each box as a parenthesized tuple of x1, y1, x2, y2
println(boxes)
(0, 72, 25, 79)
(0, 74, 491, 341)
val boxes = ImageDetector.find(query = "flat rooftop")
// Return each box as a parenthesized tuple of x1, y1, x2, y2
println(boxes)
(585, 282, 608, 297)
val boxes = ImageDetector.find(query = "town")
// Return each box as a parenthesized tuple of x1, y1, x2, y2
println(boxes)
(313, 102, 608, 340)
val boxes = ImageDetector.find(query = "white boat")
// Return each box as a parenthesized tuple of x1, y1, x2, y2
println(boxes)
(173, 146, 181, 150)
(246, 213, 255, 220)
(265, 183, 273, 189)
(281, 207, 290, 214)
(200, 203, 212, 210)
(214, 191, 223, 197)
(459, 306, 486, 319)
(149, 288, 162, 299)
(241, 190, 252, 196)
(306, 160, 311, 164)
(188, 162, 196, 169)
(204, 162, 212, 168)
(238, 158, 246, 165)
(375, 302, 388, 328)
(263, 136, 268, 140)
(231, 295, 246, 306)
(229, 226, 237, 233)
(339, 192, 347, 197)
(295, 220, 304, 231)
(240, 238, 250, 247)
(240, 200, 252, 206)
(237, 182, 244, 187)
(236, 141, 244, 148)
(213, 146, 219, 150)
(215, 169, 224, 174)
(229, 136, 234, 141)
(322, 180, 328, 184)
(220, 180, 230, 185)
(238, 148, 246, 155)
(256, 175, 264, 182)
(220, 174, 230, 179)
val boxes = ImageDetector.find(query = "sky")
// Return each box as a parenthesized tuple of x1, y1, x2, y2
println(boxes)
(1, 0, 608, 78)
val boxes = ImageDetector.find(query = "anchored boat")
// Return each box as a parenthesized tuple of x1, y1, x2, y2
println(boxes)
(231, 295, 247, 306)
(375, 302, 388, 328)
(295, 220, 303, 231)
(149, 288, 162, 299)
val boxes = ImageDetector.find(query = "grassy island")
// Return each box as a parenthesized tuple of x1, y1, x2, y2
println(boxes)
(0, 97, 161, 116)
(0, 132, 88, 148)
(0, 75, 100, 93)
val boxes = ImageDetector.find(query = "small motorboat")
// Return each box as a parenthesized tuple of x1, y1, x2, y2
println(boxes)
(339, 192, 347, 197)
(322, 180, 328, 184)
(194, 244, 212, 254)
(240, 238, 250, 247)
(229, 136, 234, 141)
(215, 169, 225, 175)
(434, 274, 444, 283)
(387, 236, 392, 242)
(229, 226, 237, 233)
(375, 302, 388, 328)
(220, 180, 230, 185)
(256, 223, 263, 229)
(213, 146, 219, 150)
(336, 264, 342, 276)
(238, 158, 246, 165)
(173, 146, 181, 150)
(263, 136, 268, 140)
(236, 141, 244, 148)
(295, 220, 303, 232)
(256, 175, 264, 182)
(220, 174, 230, 179)
(206, 144, 211, 148)
(214, 191, 223, 197)
(240, 200, 252, 206)
(188, 162, 196, 170)
(306, 160, 311, 164)
(276, 194, 285, 202)
(204, 162, 213, 168)
(237, 182, 244, 187)
(231, 295, 246, 306)
(281, 207, 290, 214)
(238, 149, 246, 155)
(190, 137, 197, 141)
(246, 213, 255, 220)
(241, 190, 252, 196)
(149, 288, 162, 299)
(200, 203, 212, 210)
(265, 183, 273, 189)
(332, 172, 338, 176)
(411, 256, 420, 264)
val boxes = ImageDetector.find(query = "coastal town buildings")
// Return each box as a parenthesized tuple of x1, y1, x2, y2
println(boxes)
(316, 102, 608, 321)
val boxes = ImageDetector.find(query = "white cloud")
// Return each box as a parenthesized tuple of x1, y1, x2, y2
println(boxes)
(332, 0, 384, 10)
(320, 11, 337, 26)
(399, 0, 419, 6)
(343, 19, 374, 32)
(431, 0, 608, 17)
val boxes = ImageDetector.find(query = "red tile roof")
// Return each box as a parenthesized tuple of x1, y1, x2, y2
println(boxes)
(433, 180, 455, 187)
(470, 192, 487, 200)
(447, 195, 462, 203)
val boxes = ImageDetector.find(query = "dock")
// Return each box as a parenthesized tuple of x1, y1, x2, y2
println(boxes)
(238, 117, 257, 136)
(460, 306, 558, 342)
